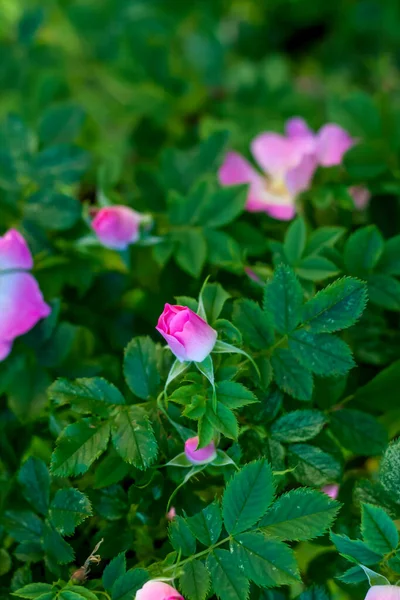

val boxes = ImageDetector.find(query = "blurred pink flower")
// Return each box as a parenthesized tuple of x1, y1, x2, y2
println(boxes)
(0, 229, 51, 361)
(166, 507, 176, 521)
(136, 581, 184, 600)
(91, 206, 143, 250)
(365, 586, 400, 600)
(322, 484, 339, 500)
(184, 436, 217, 465)
(349, 185, 371, 210)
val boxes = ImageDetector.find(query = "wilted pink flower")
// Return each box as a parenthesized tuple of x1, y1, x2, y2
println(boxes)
(365, 586, 400, 600)
(91, 206, 143, 250)
(184, 436, 217, 465)
(0, 229, 51, 361)
(136, 581, 184, 600)
(166, 507, 176, 521)
(156, 304, 217, 363)
(322, 484, 339, 500)
(349, 185, 371, 210)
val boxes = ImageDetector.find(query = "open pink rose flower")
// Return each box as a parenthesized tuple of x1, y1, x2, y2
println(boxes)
(0, 229, 51, 361)
(91, 206, 143, 250)
(185, 436, 217, 465)
(156, 304, 217, 363)
(136, 581, 184, 600)
(365, 586, 400, 600)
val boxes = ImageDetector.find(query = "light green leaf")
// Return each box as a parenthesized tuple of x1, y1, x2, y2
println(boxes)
(202, 283, 230, 323)
(187, 502, 222, 546)
(271, 348, 314, 402)
(207, 549, 249, 600)
(330, 532, 382, 565)
(33, 144, 90, 185)
(283, 216, 307, 265)
(216, 381, 257, 409)
(288, 331, 355, 376)
(263, 265, 303, 334)
(361, 503, 398, 554)
(111, 406, 157, 470)
(102, 553, 126, 592)
(344, 225, 384, 277)
(180, 559, 210, 600)
(175, 228, 207, 278)
(50, 489, 92, 536)
(206, 402, 238, 440)
(123, 336, 160, 400)
(330, 409, 387, 456)
(169, 516, 196, 556)
(259, 488, 340, 540)
(12, 583, 54, 599)
(66, 587, 98, 600)
(271, 410, 327, 442)
(288, 444, 342, 486)
(223, 459, 275, 535)
(18, 458, 50, 516)
(48, 377, 125, 416)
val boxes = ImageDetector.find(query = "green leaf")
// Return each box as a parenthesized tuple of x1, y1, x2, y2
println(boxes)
(51, 419, 111, 477)
(123, 336, 160, 400)
(288, 331, 355, 376)
(187, 502, 222, 546)
(296, 256, 340, 282)
(38, 103, 85, 146)
(12, 583, 54, 599)
(180, 559, 210, 600)
(111, 406, 157, 470)
(330, 532, 382, 565)
(206, 402, 238, 440)
(344, 142, 388, 179)
(216, 381, 258, 409)
(24, 190, 81, 231)
(232, 532, 299, 586)
(344, 226, 384, 277)
(305, 227, 346, 256)
(367, 274, 400, 311)
(50, 489, 92, 536)
(103, 553, 126, 592)
(232, 299, 274, 349)
(354, 359, 400, 410)
(33, 144, 91, 185)
(202, 283, 230, 323)
(302, 277, 367, 333)
(111, 569, 148, 600)
(263, 265, 303, 334)
(49, 377, 125, 416)
(259, 488, 340, 540)
(330, 409, 387, 456)
(379, 234, 400, 275)
(207, 549, 249, 600)
(271, 348, 314, 402)
(288, 444, 342, 486)
(66, 588, 97, 600)
(3, 510, 42, 543)
(380, 439, 400, 503)
(197, 187, 246, 228)
(361, 503, 398, 554)
(222, 459, 275, 535)
(18, 458, 50, 516)
(175, 228, 207, 278)
(283, 216, 307, 265)
(204, 229, 242, 270)
(271, 410, 327, 442)
(169, 516, 196, 556)
(43, 521, 74, 565)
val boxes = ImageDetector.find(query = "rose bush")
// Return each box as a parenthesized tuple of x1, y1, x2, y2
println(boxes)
(1, 2, 400, 600)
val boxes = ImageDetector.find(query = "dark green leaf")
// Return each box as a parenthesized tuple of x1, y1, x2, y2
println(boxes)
(50, 489, 92, 536)
(18, 458, 50, 516)
(43, 521, 74, 565)
(288, 444, 342, 486)
(271, 348, 314, 402)
(33, 145, 91, 185)
(202, 283, 230, 323)
(232, 299, 274, 350)
(271, 410, 326, 442)
(111, 569, 148, 600)
(216, 381, 257, 409)
(206, 402, 238, 440)
(283, 216, 307, 265)
(207, 549, 249, 600)
(264, 265, 303, 334)
(175, 228, 207, 278)
(330, 532, 382, 565)
(169, 516, 196, 556)
(103, 553, 126, 592)
(367, 274, 400, 311)
(296, 256, 340, 282)
(24, 190, 81, 231)
(344, 226, 384, 277)
(187, 502, 222, 546)
(123, 336, 160, 400)
(12, 583, 54, 599)
(288, 331, 355, 376)
(38, 104, 85, 146)
(361, 503, 398, 554)
(330, 409, 387, 455)
(380, 439, 400, 503)
(180, 559, 210, 600)
(49, 377, 125, 416)
(111, 406, 157, 469)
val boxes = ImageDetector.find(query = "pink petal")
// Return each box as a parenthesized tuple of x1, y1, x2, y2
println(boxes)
(92, 206, 142, 250)
(322, 484, 339, 500)
(251, 133, 303, 177)
(155, 328, 188, 362)
(316, 124, 354, 166)
(285, 117, 314, 139)
(136, 581, 184, 600)
(0, 339, 12, 361)
(0, 229, 33, 271)
(185, 436, 217, 465)
(365, 586, 400, 600)
(174, 313, 217, 363)
(218, 151, 261, 186)
(286, 153, 318, 194)
(0, 273, 51, 353)
(246, 182, 296, 221)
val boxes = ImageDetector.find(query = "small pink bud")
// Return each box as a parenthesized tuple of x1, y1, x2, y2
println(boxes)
(156, 304, 217, 363)
(184, 436, 217, 465)
(365, 586, 400, 600)
(166, 507, 176, 521)
(91, 206, 143, 250)
(322, 484, 339, 500)
(136, 580, 184, 600)
(349, 185, 371, 210)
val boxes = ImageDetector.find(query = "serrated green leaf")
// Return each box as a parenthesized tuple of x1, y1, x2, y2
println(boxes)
(344, 225, 384, 277)
(111, 569, 148, 600)
(3, 510, 43, 543)
(223, 460, 275, 535)
(43, 521, 74, 565)
(202, 283, 230, 323)
(50, 489, 92, 536)
(330, 532, 382, 565)
(259, 488, 340, 540)
(232, 299, 274, 349)
(264, 265, 303, 334)
(51, 419, 111, 477)
(206, 402, 238, 440)
(288, 331, 355, 376)
(330, 409, 387, 456)
(207, 549, 249, 600)
(232, 532, 300, 586)
(338, 565, 368, 584)
(283, 216, 307, 265)
(103, 553, 126, 592)
(216, 381, 257, 409)
(187, 502, 222, 546)
(48, 377, 125, 416)
(12, 583, 54, 599)
(169, 516, 196, 556)
(271, 410, 326, 442)
(271, 348, 314, 401)
(111, 406, 157, 470)
(180, 559, 210, 600)
(302, 277, 367, 333)
(66, 587, 98, 600)
(18, 458, 50, 516)
(380, 439, 400, 503)
(367, 274, 400, 311)
(175, 228, 207, 278)
(123, 336, 160, 400)
(361, 503, 398, 554)
(288, 444, 342, 486)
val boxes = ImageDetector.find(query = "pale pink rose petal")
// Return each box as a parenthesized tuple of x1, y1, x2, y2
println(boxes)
(136, 580, 184, 600)
(365, 586, 400, 600)
(166, 507, 176, 521)
(322, 484, 339, 500)
(349, 186, 371, 210)
(184, 436, 217, 465)
(265, 203, 297, 221)
(245, 182, 296, 221)
(0, 339, 12, 361)
(92, 206, 142, 250)
(316, 124, 354, 166)
(0, 273, 51, 342)
(286, 153, 318, 195)
(251, 133, 302, 177)
(218, 151, 261, 186)
(285, 117, 314, 139)
(0, 229, 33, 270)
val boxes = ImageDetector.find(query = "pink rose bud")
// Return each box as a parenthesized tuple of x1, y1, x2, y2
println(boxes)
(166, 507, 176, 521)
(0, 229, 51, 361)
(156, 304, 217, 363)
(322, 484, 339, 500)
(91, 206, 143, 250)
(365, 586, 400, 600)
(136, 581, 184, 600)
(184, 436, 217, 465)
(349, 185, 371, 210)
